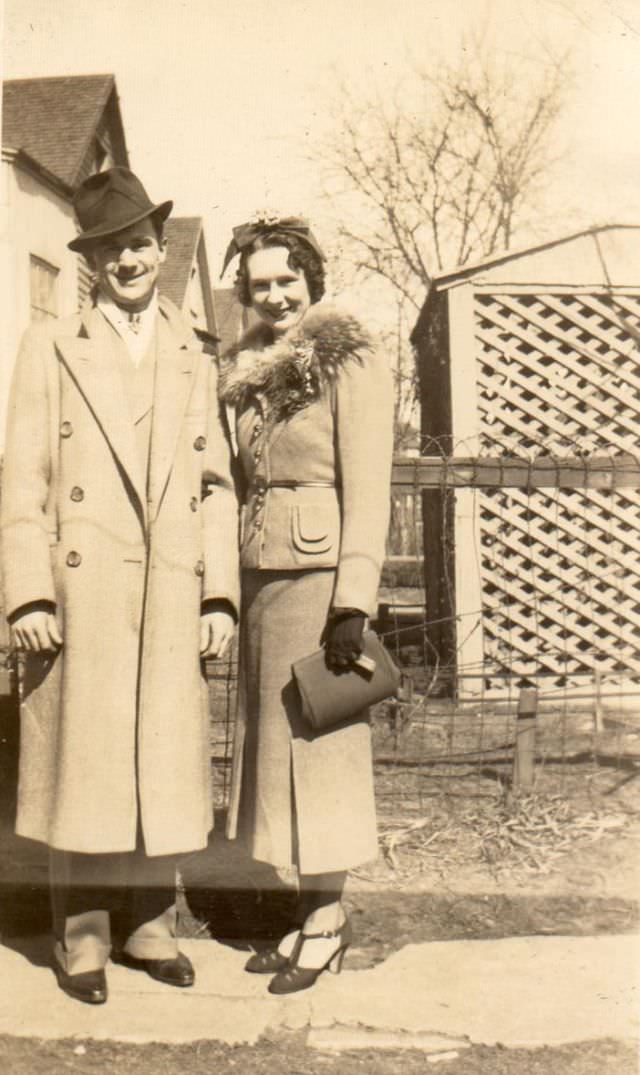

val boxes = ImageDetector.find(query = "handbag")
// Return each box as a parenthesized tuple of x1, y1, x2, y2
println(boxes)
(291, 629, 401, 732)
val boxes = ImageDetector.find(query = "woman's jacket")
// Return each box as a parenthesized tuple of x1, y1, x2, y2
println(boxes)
(218, 303, 394, 617)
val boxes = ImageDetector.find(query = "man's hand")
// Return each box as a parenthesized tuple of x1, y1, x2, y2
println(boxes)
(200, 610, 235, 659)
(11, 608, 63, 653)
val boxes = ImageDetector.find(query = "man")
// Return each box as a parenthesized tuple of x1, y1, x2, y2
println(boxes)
(1, 167, 239, 1004)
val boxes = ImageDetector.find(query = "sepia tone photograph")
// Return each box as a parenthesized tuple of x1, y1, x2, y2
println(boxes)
(0, 0, 638, 1072)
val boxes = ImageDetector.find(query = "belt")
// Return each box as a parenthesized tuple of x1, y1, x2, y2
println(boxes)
(250, 479, 339, 491)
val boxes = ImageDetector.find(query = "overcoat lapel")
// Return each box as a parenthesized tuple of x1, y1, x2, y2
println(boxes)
(55, 306, 148, 519)
(147, 302, 199, 521)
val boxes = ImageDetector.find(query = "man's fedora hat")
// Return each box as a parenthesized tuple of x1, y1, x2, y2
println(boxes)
(68, 167, 173, 252)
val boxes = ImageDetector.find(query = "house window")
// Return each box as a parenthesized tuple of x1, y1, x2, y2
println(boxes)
(77, 254, 94, 310)
(30, 256, 59, 322)
(93, 137, 114, 173)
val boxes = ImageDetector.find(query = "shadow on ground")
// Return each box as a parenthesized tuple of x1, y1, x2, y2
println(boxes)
(0, 693, 50, 941)
(180, 819, 298, 947)
(178, 811, 639, 968)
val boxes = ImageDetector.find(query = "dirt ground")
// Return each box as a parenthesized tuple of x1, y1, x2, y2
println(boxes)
(0, 1033, 636, 1075)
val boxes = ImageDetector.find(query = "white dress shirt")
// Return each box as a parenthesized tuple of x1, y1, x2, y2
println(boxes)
(97, 292, 158, 366)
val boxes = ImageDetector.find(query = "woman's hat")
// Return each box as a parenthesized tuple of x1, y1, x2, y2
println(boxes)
(68, 167, 173, 252)
(222, 212, 325, 276)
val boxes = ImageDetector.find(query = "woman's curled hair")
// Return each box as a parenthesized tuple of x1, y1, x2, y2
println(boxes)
(235, 232, 325, 307)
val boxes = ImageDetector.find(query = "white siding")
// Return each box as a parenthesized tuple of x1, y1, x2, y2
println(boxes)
(0, 163, 79, 446)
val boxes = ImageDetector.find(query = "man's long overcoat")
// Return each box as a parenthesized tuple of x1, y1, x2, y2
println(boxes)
(0, 298, 239, 856)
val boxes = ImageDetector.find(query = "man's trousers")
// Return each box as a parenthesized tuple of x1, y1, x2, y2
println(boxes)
(49, 842, 181, 975)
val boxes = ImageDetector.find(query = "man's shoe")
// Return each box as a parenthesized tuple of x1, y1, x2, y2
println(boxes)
(54, 962, 107, 1004)
(116, 950, 195, 987)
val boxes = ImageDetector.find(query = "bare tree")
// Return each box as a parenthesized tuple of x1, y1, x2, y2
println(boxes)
(316, 38, 569, 558)
(318, 40, 569, 314)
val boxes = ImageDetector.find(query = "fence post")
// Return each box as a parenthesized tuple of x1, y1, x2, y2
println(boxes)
(446, 285, 484, 699)
(512, 687, 538, 792)
(593, 670, 604, 734)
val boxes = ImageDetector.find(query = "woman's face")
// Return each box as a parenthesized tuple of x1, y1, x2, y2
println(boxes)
(246, 245, 311, 335)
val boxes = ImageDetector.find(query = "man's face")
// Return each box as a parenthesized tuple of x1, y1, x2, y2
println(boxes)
(88, 217, 167, 311)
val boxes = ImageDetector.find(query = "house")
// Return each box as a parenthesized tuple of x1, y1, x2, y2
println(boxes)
(212, 286, 247, 354)
(158, 217, 217, 343)
(0, 74, 129, 443)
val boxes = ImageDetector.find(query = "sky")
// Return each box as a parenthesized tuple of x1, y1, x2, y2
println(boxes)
(3, 0, 640, 290)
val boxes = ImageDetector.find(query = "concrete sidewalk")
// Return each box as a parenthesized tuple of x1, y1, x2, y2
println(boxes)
(0, 933, 637, 1048)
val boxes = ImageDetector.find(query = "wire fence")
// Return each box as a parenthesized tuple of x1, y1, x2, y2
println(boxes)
(208, 435, 640, 833)
(376, 435, 640, 828)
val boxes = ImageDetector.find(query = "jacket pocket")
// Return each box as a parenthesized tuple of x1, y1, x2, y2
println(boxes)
(291, 504, 337, 556)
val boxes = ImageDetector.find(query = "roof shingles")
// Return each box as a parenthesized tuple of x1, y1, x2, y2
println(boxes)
(158, 217, 202, 309)
(2, 74, 116, 190)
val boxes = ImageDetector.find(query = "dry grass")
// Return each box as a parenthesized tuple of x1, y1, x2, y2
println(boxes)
(368, 791, 635, 884)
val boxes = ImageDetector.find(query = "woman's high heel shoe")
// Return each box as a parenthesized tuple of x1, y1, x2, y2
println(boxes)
(245, 929, 301, 974)
(268, 920, 352, 995)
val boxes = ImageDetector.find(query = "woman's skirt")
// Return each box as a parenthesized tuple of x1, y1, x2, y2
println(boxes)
(226, 568, 378, 875)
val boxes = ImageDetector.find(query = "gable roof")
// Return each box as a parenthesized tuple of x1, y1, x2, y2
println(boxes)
(2, 74, 127, 192)
(159, 217, 203, 309)
(431, 225, 640, 291)
(159, 216, 218, 340)
(412, 224, 640, 343)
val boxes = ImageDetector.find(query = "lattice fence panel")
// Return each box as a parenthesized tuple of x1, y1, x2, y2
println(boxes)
(473, 291, 640, 682)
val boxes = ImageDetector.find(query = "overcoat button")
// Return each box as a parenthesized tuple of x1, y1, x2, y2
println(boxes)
(194, 436, 207, 451)
(190, 497, 199, 512)
(194, 560, 205, 577)
(66, 551, 82, 568)
(60, 421, 73, 438)
(253, 448, 262, 462)
(70, 486, 84, 502)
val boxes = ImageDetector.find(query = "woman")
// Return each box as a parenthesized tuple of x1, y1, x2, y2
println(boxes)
(219, 213, 394, 994)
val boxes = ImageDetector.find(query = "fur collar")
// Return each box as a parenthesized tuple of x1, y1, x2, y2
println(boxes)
(218, 303, 373, 420)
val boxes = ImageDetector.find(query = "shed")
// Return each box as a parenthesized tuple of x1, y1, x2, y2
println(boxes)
(411, 225, 640, 693)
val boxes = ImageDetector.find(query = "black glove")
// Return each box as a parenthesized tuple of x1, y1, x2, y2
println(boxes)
(323, 609, 366, 672)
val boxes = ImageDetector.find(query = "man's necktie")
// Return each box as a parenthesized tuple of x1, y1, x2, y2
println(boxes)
(128, 312, 141, 335)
